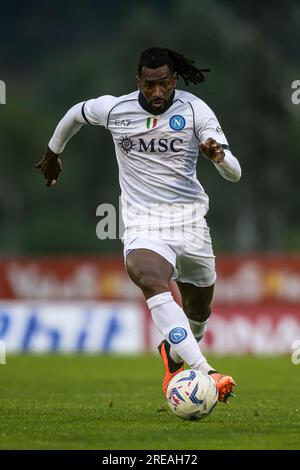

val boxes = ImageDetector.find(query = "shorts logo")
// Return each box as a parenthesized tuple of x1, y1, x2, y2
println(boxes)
(169, 327, 187, 344)
(169, 115, 186, 131)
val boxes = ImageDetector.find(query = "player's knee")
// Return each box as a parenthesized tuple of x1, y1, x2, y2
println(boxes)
(138, 273, 169, 299)
(183, 303, 211, 322)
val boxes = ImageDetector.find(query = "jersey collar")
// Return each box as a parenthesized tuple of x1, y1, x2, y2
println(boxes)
(138, 90, 175, 116)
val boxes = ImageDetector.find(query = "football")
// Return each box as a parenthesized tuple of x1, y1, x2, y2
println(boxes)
(166, 369, 218, 420)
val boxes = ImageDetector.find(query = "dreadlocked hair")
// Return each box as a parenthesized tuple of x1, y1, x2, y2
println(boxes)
(138, 47, 210, 85)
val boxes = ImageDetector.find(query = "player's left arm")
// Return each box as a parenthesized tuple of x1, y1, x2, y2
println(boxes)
(200, 137, 241, 182)
(195, 101, 241, 182)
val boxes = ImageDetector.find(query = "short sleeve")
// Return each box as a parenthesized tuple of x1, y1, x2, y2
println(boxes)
(81, 95, 117, 128)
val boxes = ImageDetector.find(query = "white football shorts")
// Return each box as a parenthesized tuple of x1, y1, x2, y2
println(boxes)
(123, 217, 216, 288)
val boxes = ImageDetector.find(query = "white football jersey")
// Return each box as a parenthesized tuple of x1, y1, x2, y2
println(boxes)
(82, 90, 229, 209)
(49, 89, 241, 232)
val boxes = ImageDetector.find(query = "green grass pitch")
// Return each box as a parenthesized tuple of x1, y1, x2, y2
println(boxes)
(0, 354, 299, 449)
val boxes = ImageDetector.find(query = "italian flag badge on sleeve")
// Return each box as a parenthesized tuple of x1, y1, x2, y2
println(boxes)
(146, 117, 158, 129)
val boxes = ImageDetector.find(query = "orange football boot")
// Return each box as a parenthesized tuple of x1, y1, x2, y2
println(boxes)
(158, 340, 184, 396)
(208, 371, 236, 403)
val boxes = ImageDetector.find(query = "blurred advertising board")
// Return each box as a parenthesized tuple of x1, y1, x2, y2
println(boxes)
(0, 256, 299, 353)
(0, 257, 140, 301)
(1, 255, 300, 305)
(0, 301, 145, 353)
(150, 306, 300, 354)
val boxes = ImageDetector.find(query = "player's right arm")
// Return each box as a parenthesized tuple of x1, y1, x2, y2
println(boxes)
(192, 98, 241, 183)
(35, 96, 115, 186)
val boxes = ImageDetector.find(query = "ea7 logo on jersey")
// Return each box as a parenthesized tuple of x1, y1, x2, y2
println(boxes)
(114, 119, 131, 126)
(139, 138, 183, 153)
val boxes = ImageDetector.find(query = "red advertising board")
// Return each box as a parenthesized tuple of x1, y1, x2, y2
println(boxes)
(0, 257, 140, 300)
(1, 255, 300, 306)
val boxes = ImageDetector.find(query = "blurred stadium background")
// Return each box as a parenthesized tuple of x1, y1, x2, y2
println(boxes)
(0, 1, 300, 377)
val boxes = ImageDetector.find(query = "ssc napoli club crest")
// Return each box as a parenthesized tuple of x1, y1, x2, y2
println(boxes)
(169, 327, 187, 344)
(169, 115, 186, 131)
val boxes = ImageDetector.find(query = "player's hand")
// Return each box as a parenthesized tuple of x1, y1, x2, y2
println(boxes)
(199, 138, 225, 164)
(35, 147, 62, 187)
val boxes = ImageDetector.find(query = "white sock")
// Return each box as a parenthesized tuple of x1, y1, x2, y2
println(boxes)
(170, 319, 208, 363)
(147, 291, 213, 372)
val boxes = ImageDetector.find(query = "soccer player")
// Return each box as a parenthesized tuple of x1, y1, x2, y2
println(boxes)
(36, 47, 241, 403)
